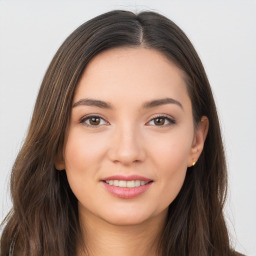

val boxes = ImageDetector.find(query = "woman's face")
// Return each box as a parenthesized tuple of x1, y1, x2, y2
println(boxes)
(56, 47, 207, 226)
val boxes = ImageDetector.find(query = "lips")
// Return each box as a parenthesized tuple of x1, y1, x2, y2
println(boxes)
(101, 175, 153, 199)
(105, 180, 149, 187)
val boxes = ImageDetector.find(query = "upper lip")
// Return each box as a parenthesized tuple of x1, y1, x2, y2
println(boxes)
(102, 175, 153, 182)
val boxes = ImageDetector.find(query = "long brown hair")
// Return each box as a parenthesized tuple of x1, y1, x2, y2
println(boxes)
(1, 10, 240, 256)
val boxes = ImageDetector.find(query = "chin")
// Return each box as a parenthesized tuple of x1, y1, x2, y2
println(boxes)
(102, 214, 151, 226)
(98, 206, 167, 227)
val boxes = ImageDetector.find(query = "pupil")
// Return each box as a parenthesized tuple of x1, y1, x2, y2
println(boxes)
(155, 118, 164, 125)
(90, 117, 100, 125)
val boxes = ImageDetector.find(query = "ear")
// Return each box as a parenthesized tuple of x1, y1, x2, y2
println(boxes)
(188, 116, 209, 167)
(54, 150, 66, 171)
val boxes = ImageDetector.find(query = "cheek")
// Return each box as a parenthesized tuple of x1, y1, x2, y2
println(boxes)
(147, 128, 193, 202)
(149, 127, 193, 171)
(64, 128, 107, 172)
(63, 129, 108, 197)
(157, 140, 189, 187)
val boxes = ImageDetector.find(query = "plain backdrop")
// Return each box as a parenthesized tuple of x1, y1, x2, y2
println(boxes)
(0, 0, 255, 255)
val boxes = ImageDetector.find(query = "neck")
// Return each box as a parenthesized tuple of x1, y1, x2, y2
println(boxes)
(77, 209, 167, 256)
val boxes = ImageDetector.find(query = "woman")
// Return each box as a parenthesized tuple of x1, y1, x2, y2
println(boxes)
(0, 10, 243, 256)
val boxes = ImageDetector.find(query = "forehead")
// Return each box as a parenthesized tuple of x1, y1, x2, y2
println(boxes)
(74, 47, 190, 109)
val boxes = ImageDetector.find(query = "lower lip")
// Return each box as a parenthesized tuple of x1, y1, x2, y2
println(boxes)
(102, 181, 153, 199)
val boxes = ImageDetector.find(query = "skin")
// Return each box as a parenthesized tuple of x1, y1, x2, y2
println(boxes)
(55, 47, 208, 256)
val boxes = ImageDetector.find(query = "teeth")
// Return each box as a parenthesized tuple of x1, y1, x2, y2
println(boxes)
(119, 180, 126, 187)
(135, 180, 140, 187)
(105, 180, 149, 188)
(127, 181, 134, 188)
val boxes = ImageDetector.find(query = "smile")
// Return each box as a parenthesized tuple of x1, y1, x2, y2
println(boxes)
(104, 180, 150, 188)
(101, 175, 153, 199)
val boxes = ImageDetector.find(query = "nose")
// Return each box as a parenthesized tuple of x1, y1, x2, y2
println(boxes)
(108, 124, 146, 166)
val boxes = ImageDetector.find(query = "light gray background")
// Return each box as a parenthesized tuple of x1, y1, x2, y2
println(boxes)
(0, 1, 255, 255)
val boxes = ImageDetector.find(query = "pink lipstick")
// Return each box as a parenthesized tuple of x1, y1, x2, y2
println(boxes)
(101, 175, 153, 199)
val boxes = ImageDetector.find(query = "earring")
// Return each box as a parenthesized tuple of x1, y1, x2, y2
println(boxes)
(192, 161, 196, 166)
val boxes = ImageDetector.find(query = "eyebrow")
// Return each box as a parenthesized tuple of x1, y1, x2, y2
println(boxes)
(143, 98, 183, 110)
(72, 97, 183, 110)
(73, 98, 112, 108)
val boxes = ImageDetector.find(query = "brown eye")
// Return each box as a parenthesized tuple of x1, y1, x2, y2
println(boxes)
(147, 115, 176, 127)
(154, 117, 165, 126)
(89, 117, 101, 125)
(80, 116, 108, 127)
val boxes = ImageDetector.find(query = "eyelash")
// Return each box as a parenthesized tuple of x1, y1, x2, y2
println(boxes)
(146, 115, 176, 127)
(80, 115, 109, 128)
(80, 114, 176, 128)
